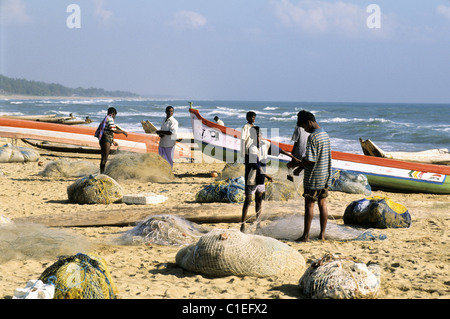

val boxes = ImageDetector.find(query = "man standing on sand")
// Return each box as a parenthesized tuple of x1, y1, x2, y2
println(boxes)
(240, 111, 256, 163)
(157, 106, 178, 169)
(287, 110, 332, 241)
(95, 107, 128, 174)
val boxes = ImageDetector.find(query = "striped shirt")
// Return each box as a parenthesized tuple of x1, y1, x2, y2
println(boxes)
(303, 128, 332, 190)
(104, 115, 116, 132)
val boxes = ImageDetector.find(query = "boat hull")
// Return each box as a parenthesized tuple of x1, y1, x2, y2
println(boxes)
(189, 107, 450, 194)
(0, 118, 192, 159)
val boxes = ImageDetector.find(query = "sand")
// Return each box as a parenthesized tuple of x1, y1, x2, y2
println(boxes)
(0, 139, 449, 300)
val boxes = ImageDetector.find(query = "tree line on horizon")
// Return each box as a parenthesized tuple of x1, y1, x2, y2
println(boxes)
(0, 74, 139, 98)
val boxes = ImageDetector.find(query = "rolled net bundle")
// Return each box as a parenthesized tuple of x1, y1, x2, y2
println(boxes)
(256, 215, 386, 242)
(67, 174, 123, 204)
(299, 253, 381, 299)
(329, 169, 372, 196)
(39, 158, 98, 178)
(38, 253, 118, 299)
(117, 214, 210, 246)
(0, 221, 91, 263)
(0, 143, 39, 163)
(176, 228, 306, 278)
(195, 177, 245, 203)
(104, 151, 174, 182)
(344, 196, 411, 229)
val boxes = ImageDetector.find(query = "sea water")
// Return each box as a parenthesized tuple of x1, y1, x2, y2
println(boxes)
(0, 98, 449, 154)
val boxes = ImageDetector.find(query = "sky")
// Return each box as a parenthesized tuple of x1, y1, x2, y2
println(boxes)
(1, 0, 450, 103)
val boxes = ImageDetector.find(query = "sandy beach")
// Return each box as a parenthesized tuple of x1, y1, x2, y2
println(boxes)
(0, 138, 449, 300)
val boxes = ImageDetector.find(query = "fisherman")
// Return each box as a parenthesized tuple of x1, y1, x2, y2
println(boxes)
(156, 106, 178, 169)
(95, 107, 128, 174)
(214, 116, 224, 126)
(287, 110, 332, 241)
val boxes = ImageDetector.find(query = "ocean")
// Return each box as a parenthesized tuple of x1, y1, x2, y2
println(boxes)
(0, 98, 449, 154)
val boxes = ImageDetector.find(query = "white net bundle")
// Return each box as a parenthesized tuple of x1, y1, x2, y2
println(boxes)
(67, 174, 123, 204)
(0, 143, 39, 163)
(176, 228, 306, 278)
(39, 158, 98, 178)
(299, 253, 381, 299)
(0, 221, 91, 263)
(118, 214, 210, 246)
(256, 215, 386, 241)
(104, 151, 174, 182)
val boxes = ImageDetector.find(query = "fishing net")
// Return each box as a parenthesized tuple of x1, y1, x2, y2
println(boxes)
(218, 163, 302, 201)
(176, 228, 306, 278)
(344, 196, 411, 229)
(0, 221, 91, 263)
(265, 172, 300, 201)
(255, 215, 386, 241)
(39, 158, 98, 178)
(67, 174, 123, 204)
(0, 143, 39, 163)
(299, 253, 381, 299)
(216, 162, 245, 180)
(196, 167, 301, 204)
(38, 253, 118, 299)
(117, 214, 210, 246)
(0, 214, 12, 225)
(195, 177, 246, 203)
(104, 151, 174, 182)
(329, 168, 372, 196)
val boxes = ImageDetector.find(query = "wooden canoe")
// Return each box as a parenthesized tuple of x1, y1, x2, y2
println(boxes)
(0, 114, 92, 125)
(360, 138, 450, 165)
(0, 117, 192, 159)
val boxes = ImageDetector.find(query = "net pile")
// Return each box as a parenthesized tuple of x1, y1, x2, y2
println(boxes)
(39, 253, 118, 299)
(0, 143, 39, 163)
(0, 221, 91, 263)
(265, 176, 298, 201)
(67, 174, 123, 204)
(217, 162, 245, 180)
(256, 215, 386, 241)
(39, 158, 98, 178)
(176, 229, 306, 278)
(218, 163, 301, 201)
(299, 253, 381, 299)
(118, 214, 209, 246)
(344, 196, 411, 229)
(104, 151, 174, 182)
(329, 169, 372, 195)
(195, 177, 246, 203)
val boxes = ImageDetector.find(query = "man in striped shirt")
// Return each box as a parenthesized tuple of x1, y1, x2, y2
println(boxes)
(95, 107, 128, 174)
(287, 110, 332, 242)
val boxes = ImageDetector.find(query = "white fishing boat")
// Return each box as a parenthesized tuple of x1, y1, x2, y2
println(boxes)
(189, 104, 450, 194)
(0, 117, 192, 159)
(360, 138, 450, 165)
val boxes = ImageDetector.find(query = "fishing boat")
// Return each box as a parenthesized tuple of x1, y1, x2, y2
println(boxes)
(360, 138, 450, 165)
(188, 104, 450, 194)
(0, 117, 192, 159)
(21, 138, 107, 154)
(0, 114, 92, 125)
